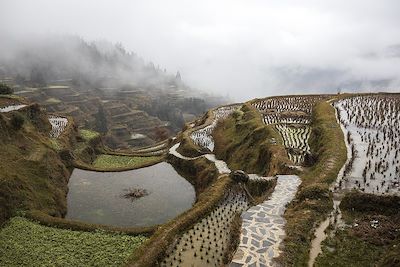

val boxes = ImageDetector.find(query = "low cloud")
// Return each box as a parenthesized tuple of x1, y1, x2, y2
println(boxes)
(1, 0, 400, 100)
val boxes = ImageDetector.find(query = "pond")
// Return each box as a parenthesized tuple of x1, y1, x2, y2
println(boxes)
(66, 162, 195, 227)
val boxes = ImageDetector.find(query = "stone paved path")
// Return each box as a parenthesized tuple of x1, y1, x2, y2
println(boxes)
(231, 175, 301, 267)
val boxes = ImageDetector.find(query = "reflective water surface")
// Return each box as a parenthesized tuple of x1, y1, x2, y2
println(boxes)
(66, 162, 195, 227)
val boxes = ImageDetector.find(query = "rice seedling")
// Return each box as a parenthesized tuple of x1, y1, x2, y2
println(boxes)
(48, 115, 68, 138)
(161, 187, 248, 267)
(333, 95, 400, 195)
(190, 105, 239, 152)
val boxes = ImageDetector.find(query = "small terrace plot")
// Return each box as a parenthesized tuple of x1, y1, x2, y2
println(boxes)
(334, 95, 400, 195)
(162, 187, 249, 267)
(253, 95, 325, 125)
(48, 115, 68, 138)
(275, 124, 311, 164)
(190, 105, 239, 152)
(0, 104, 27, 113)
(252, 96, 324, 165)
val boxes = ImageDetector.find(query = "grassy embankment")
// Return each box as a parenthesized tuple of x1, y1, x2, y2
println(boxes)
(213, 103, 290, 176)
(0, 217, 147, 267)
(281, 100, 347, 266)
(315, 193, 400, 267)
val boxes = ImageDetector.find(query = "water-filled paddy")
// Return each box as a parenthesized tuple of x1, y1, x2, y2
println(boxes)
(66, 162, 195, 227)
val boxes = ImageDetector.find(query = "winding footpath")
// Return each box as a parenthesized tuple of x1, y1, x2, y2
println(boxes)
(231, 175, 301, 267)
(169, 105, 302, 267)
(169, 143, 231, 174)
(169, 143, 301, 266)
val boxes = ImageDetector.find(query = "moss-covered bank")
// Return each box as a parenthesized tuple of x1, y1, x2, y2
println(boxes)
(316, 192, 400, 267)
(213, 103, 290, 176)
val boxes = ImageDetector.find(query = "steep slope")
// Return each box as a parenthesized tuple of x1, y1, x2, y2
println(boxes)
(0, 99, 76, 224)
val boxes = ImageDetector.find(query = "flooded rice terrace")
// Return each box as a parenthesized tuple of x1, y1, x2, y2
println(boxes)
(66, 162, 195, 227)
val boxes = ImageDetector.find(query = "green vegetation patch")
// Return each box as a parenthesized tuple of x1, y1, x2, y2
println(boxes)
(80, 129, 100, 141)
(0, 217, 147, 267)
(213, 103, 290, 176)
(49, 139, 61, 151)
(45, 97, 61, 104)
(93, 154, 161, 169)
(315, 230, 384, 267)
(314, 192, 400, 266)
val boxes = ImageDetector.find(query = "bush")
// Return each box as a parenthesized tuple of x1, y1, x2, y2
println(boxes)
(0, 83, 13, 94)
(297, 183, 330, 201)
(340, 191, 400, 216)
(10, 113, 25, 130)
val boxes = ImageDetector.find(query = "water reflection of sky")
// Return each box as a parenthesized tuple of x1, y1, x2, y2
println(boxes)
(66, 162, 195, 227)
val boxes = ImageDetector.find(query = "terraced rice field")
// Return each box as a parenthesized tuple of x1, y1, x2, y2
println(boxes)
(162, 187, 249, 267)
(253, 96, 324, 165)
(48, 115, 68, 138)
(334, 95, 400, 195)
(0, 104, 27, 113)
(132, 142, 169, 156)
(169, 138, 298, 266)
(190, 105, 239, 151)
(253, 96, 325, 125)
(275, 124, 311, 164)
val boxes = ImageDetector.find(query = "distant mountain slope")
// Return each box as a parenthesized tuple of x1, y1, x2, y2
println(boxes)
(0, 35, 178, 89)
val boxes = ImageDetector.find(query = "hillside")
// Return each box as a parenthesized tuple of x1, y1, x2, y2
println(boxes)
(0, 96, 76, 224)
(0, 92, 399, 267)
(0, 36, 226, 149)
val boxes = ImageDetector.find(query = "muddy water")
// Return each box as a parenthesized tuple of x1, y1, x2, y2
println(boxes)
(66, 162, 195, 227)
(308, 218, 329, 267)
(308, 103, 348, 267)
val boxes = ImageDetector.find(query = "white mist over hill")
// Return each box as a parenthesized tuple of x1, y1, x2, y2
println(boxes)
(1, 0, 400, 100)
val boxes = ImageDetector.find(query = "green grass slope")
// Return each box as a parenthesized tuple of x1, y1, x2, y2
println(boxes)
(213, 103, 290, 176)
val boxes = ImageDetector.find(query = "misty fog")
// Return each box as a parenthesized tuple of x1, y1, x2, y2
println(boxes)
(1, 0, 400, 100)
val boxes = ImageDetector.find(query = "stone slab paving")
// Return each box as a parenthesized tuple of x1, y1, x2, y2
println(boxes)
(231, 175, 301, 267)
